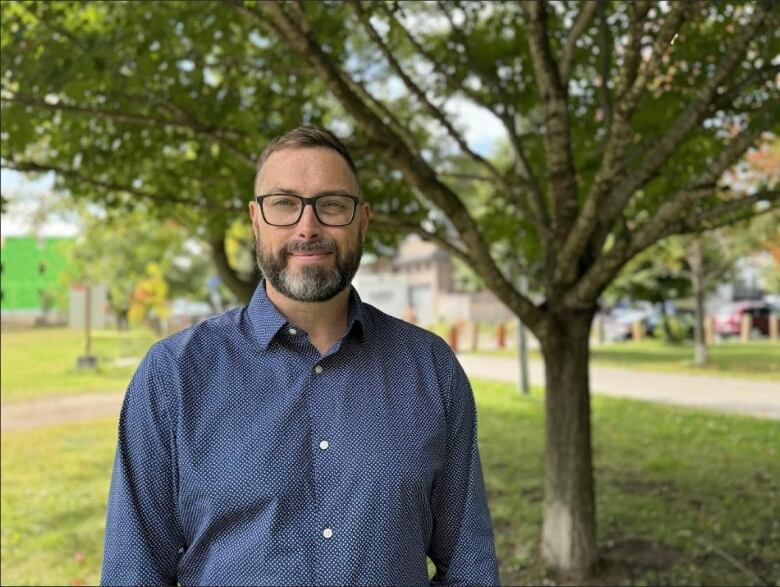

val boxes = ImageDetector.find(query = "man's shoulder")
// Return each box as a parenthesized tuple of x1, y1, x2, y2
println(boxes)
(361, 302, 454, 361)
(147, 306, 245, 364)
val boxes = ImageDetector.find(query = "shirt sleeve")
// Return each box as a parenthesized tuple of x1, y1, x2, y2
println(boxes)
(428, 356, 501, 586)
(101, 346, 183, 586)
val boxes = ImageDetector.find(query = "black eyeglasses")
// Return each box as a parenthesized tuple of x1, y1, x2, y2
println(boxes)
(255, 193, 362, 227)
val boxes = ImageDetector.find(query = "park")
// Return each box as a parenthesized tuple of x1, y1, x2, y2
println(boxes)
(1, 1, 779, 585)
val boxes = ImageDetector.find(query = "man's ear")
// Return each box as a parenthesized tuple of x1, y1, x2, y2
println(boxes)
(248, 201, 261, 239)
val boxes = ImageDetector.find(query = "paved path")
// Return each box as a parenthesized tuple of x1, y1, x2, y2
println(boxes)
(1, 392, 123, 432)
(457, 354, 780, 420)
(3, 358, 779, 432)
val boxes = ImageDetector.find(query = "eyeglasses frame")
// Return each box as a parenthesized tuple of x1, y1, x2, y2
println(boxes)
(254, 193, 363, 227)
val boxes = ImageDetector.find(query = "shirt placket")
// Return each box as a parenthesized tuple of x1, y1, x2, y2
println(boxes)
(297, 330, 341, 584)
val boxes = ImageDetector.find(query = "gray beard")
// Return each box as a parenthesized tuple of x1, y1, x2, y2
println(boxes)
(255, 233, 363, 303)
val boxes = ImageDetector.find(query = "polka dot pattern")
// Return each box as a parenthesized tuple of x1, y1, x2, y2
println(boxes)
(101, 280, 500, 586)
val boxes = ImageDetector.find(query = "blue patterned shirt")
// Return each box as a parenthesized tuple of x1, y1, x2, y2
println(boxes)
(102, 280, 500, 586)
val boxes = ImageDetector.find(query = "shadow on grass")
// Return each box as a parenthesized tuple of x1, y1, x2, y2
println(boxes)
(474, 381, 780, 586)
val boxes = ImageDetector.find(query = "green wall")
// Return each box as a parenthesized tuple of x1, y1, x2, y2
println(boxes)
(0, 237, 74, 311)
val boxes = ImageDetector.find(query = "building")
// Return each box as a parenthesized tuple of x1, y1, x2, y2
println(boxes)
(355, 234, 514, 326)
(1, 236, 74, 325)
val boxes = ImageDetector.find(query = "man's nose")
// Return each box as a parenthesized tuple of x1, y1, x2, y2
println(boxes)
(296, 202, 323, 239)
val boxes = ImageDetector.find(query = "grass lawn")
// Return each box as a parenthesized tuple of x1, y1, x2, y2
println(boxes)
(2, 381, 778, 586)
(1, 417, 117, 587)
(465, 339, 780, 381)
(1, 327, 160, 404)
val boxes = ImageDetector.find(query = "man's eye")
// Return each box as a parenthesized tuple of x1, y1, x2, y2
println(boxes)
(270, 198, 296, 207)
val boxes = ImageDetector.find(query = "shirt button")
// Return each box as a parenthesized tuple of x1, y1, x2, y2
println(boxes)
(319, 440, 329, 450)
(322, 527, 333, 539)
(314, 365, 323, 374)
(289, 328, 297, 335)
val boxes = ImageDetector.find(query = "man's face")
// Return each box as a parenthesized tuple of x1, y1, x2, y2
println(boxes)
(249, 147, 370, 303)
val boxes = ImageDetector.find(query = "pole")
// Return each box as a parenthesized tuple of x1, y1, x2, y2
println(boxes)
(517, 273, 530, 394)
(85, 283, 92, 357)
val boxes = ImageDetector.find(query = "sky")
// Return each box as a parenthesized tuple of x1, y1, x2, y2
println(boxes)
(1, 170, 81, 237)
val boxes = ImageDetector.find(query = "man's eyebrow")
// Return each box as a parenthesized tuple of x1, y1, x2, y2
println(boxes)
(263, 187, 358, 197)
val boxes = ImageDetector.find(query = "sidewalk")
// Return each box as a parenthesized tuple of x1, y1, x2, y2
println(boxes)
(3, 357, 778, 432)
(456, 354, 780, 420)
(1, 392, 123, 432)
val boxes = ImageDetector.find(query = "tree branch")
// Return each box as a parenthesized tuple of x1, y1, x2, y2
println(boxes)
(661, 190, 780, 239)
(371, 211, 474, 266)
(343, 75, 421, 154)
(599, 3, 770, 230)
(613, 1, 651, 117)
(561, 111, 773, 311)
(435, 0, 517, 110)
(559, 1, 599, 82)
(713, 63, 780, 109)
(348, 0, 508, 191)
(378, 0, 550, 235)
(521, 1, 579, 246)
(554, 2, 687, 285)
(231, 0, 544, 332)
(502, 111, 552, 238)
(209, 231, 259, 304)
(2, 91, 256, 167)
(1, 159, 238, 212)
(596, 3, 613, 131)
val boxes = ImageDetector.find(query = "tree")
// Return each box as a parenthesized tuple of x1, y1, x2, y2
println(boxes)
(128, 261, 171, 334)
(2, 1, 778, 577)
(605, 239, 692, 342)
(61, 201, 214, 328)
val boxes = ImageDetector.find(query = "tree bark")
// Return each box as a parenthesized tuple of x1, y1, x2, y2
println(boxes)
(688, 237, 708, 366)
(539, 308, 598, 578)
(209, 235, 259, 305)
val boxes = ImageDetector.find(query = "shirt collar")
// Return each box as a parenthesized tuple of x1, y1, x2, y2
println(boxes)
(246, 279, 372, 351)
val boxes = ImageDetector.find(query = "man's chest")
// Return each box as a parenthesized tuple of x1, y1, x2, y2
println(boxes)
(173, 358, 447, 536)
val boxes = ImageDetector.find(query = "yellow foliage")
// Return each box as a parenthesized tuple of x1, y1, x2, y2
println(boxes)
(128, 262, 171, 326)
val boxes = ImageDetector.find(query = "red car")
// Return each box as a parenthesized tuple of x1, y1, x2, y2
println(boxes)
(713, 302, 772, 337)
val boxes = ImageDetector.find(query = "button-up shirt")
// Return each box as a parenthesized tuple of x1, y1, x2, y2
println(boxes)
(102, 280, 500, 586)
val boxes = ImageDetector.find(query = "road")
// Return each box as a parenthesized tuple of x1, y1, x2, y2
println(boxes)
(456, 354, 780, 420)
(2, 356, 779, 432)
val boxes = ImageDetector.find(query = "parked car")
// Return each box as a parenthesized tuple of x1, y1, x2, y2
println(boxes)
(713, 302, 772, 337)
(601, 308, 653, 342)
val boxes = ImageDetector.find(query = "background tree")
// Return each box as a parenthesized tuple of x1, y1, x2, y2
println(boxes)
(605, 239, 692, 342)
(60, 201, 214, 328)
(127, 261, 171, 334)
(2, 1, 778, 577)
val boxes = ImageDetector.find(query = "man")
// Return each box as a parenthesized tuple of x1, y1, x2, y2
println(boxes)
(102, 126, 500, 586)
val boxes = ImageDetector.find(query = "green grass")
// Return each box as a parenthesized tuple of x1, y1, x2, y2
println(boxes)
(478, 381, 780, 585)
(466, 339, 780, 381)
(1, 417, 117, 586)
(2, 382, 778, 586)
(1, 327, 160, 403)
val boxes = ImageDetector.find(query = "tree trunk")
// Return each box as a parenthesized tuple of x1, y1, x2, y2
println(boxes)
(659, 299, 674, 342)
(116, 308, 129, 331)
(209, 235, 259, 305)
(688, 238, 708, 366)
(539, 308, 598, 578)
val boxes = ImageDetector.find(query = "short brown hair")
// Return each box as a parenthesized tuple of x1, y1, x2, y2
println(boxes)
(255, 125, 360, 194)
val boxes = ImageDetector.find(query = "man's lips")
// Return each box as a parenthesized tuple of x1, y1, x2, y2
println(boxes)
(289, 251, 333, 261)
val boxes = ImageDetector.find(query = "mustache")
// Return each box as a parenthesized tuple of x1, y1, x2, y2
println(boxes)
(282, 238, 338, 255)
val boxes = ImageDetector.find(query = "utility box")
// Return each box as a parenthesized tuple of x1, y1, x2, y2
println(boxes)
(68, 284, 108, 330)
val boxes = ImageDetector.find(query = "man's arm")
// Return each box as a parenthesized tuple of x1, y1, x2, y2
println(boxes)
(428, 357, 500, 586)
(101, 346, 183, 586)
